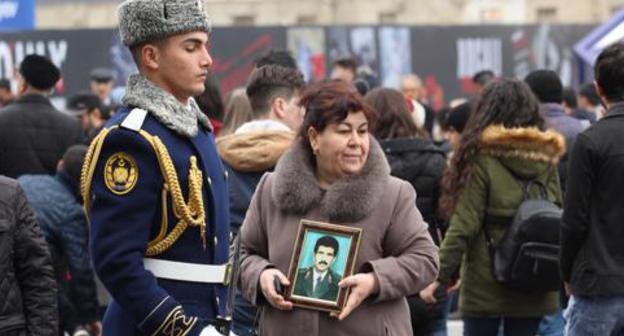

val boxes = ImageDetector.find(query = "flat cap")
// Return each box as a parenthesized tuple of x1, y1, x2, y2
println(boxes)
(19, 54, 61, 90)
(90, 68, 115, 82)
(68, 92, 102, 111)
(118, 0, 211, 47)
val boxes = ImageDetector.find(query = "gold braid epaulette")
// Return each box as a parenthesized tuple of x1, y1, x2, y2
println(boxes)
(80, 126, 207, 257)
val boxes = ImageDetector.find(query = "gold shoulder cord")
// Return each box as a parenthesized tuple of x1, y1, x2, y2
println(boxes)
(80, 127, 207, 257)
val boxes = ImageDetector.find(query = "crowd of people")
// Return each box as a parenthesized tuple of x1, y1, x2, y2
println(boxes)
(1, 1, 623, 336)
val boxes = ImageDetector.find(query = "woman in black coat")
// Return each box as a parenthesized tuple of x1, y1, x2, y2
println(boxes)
(365, 88, 448, 336)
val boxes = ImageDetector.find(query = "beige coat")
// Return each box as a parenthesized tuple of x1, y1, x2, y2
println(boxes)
(238, 138, 439, 336)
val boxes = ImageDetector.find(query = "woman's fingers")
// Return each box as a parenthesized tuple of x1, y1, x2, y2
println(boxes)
(338, 275, 357, 288)
(338, 288, 364, 320)
(260, 269, 293, 310)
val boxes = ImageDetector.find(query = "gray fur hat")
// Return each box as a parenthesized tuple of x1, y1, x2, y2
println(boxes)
(118, 0, 211, 47)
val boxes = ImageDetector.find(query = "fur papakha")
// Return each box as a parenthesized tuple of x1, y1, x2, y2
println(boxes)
(118, 0, 211, 47)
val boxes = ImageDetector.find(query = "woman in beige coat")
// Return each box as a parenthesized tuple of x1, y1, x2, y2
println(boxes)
(238, 81, 439, 336)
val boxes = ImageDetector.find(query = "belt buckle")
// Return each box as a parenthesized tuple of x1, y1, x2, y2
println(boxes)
(222, 262, 233, 286)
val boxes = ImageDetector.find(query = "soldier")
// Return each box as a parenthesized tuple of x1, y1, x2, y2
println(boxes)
(81, 1, 230, 335)
(293, 236, 342, 301)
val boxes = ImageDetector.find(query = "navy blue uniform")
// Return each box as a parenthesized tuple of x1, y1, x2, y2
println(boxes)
(84, 107, 230, 335)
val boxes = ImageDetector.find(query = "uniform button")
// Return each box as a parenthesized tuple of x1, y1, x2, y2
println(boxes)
(216, 297, 220, 306)
(207, 177, 212, 187)
(214, 236, 218, 246)
(224, 170, 229, 180)
(229, 232, 233, 242)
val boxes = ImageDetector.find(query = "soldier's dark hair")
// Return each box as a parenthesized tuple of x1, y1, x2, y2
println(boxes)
(594, 42, 624, 103)
(314, 235, 339, 256)
(246, 64, 305, 117)
(332, 57, 357, 76)
(255, 49, 298, 70)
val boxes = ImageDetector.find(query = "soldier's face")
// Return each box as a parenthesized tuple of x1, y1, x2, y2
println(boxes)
(313, 245, 336, 272)
(156, 31, 212, 102)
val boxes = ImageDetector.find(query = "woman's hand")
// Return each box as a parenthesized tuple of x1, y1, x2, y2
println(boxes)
(331, 272, 379, 320)
(419, 281, 440, 304)
(259, 268, 293, 311)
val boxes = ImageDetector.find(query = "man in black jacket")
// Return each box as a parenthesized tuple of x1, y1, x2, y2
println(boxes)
(0, 176, 57, 335)
(561, 42, 624, 335)
(0, 54, 82, 178)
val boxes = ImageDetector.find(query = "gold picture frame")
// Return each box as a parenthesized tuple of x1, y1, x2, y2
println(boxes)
(285, 219, 362, 313)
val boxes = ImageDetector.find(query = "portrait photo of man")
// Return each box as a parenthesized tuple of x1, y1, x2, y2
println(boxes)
(293, 235, 343, 302)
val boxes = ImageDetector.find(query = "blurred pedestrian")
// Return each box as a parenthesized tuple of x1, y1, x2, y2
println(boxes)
(195, 71, 225, 135)
(19, 145, 101, 336)
(401, 74, 435, 133)
(89, 68, 115, 106)
(366, 87, 448, 336)
(238, 80, 438, 336)
(67, 92, 109, 144)
(576, 83, 602, 123)
(0, 78, 15, 107)
(330, 57, 357, 84)
(217, 64, 305, 336)
(0, 54, 82, 178)
(561, 42, 624, 336)
(525, 69, 587, 196)
(0, 176, 58, 336)
(422, 79, 564, 336)
(255, 49, 298, 69)
(472, 70, 495, 93)
(220, 87, 253, 137)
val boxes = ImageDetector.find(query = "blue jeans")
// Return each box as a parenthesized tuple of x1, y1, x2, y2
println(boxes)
(232, 292, 258, 336)
(463, 317, 541, 336)
(564, 295, 624, 335)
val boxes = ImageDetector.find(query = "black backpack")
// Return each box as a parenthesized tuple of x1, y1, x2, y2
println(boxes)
(484, 166, 562, 292)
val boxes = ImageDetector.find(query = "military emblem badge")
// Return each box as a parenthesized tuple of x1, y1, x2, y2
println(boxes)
(104, 153, 138, 195)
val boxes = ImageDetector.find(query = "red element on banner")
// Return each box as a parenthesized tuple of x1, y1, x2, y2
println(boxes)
(460, 77, 479, 95)
(424, 75, 445, 111)
(312, 54, 326, 81)
(211, 34, 273, 93)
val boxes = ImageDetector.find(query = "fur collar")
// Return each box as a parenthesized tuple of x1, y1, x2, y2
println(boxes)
(122, 74, 212, 137)
(480, 125, 566, 164)
(271, 136, 390, 222)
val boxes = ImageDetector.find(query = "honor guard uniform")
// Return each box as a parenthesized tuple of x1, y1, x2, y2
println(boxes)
(81, 1, 230, 335)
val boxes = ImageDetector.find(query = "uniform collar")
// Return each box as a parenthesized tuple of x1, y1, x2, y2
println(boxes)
(122, 74, 212, 138)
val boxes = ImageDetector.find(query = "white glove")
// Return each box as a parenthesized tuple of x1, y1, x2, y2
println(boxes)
(200, 325, 225, 336)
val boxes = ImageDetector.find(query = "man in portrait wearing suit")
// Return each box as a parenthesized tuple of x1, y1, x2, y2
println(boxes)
(294, 235, 342, 301)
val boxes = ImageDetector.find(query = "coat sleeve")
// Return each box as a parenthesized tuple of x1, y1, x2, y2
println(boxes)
(437, 159, 489, 284)
(238, 173, 274, 305)
(366, 181, 440, 302)
(13, 183, 58, 336)
(61, 208, 99, 324)
(560, 133, 594, 282)
(89, 129, 205, 335)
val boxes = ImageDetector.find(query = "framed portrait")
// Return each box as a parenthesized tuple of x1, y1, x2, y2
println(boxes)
(285, 219, 362, 313)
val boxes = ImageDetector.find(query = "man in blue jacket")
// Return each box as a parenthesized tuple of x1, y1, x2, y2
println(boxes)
(19, 145, 100, 336)
(81, 1, 230, 335)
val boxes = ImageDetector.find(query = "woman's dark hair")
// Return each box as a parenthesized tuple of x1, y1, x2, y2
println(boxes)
(364, 87, 426, 140)
(439, 79, 545, 217)
(194, 71, 224, 121)
(298, 80, 377, 152)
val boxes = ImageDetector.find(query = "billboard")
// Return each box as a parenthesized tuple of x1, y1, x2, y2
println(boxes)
(0, 0, 35, 32)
